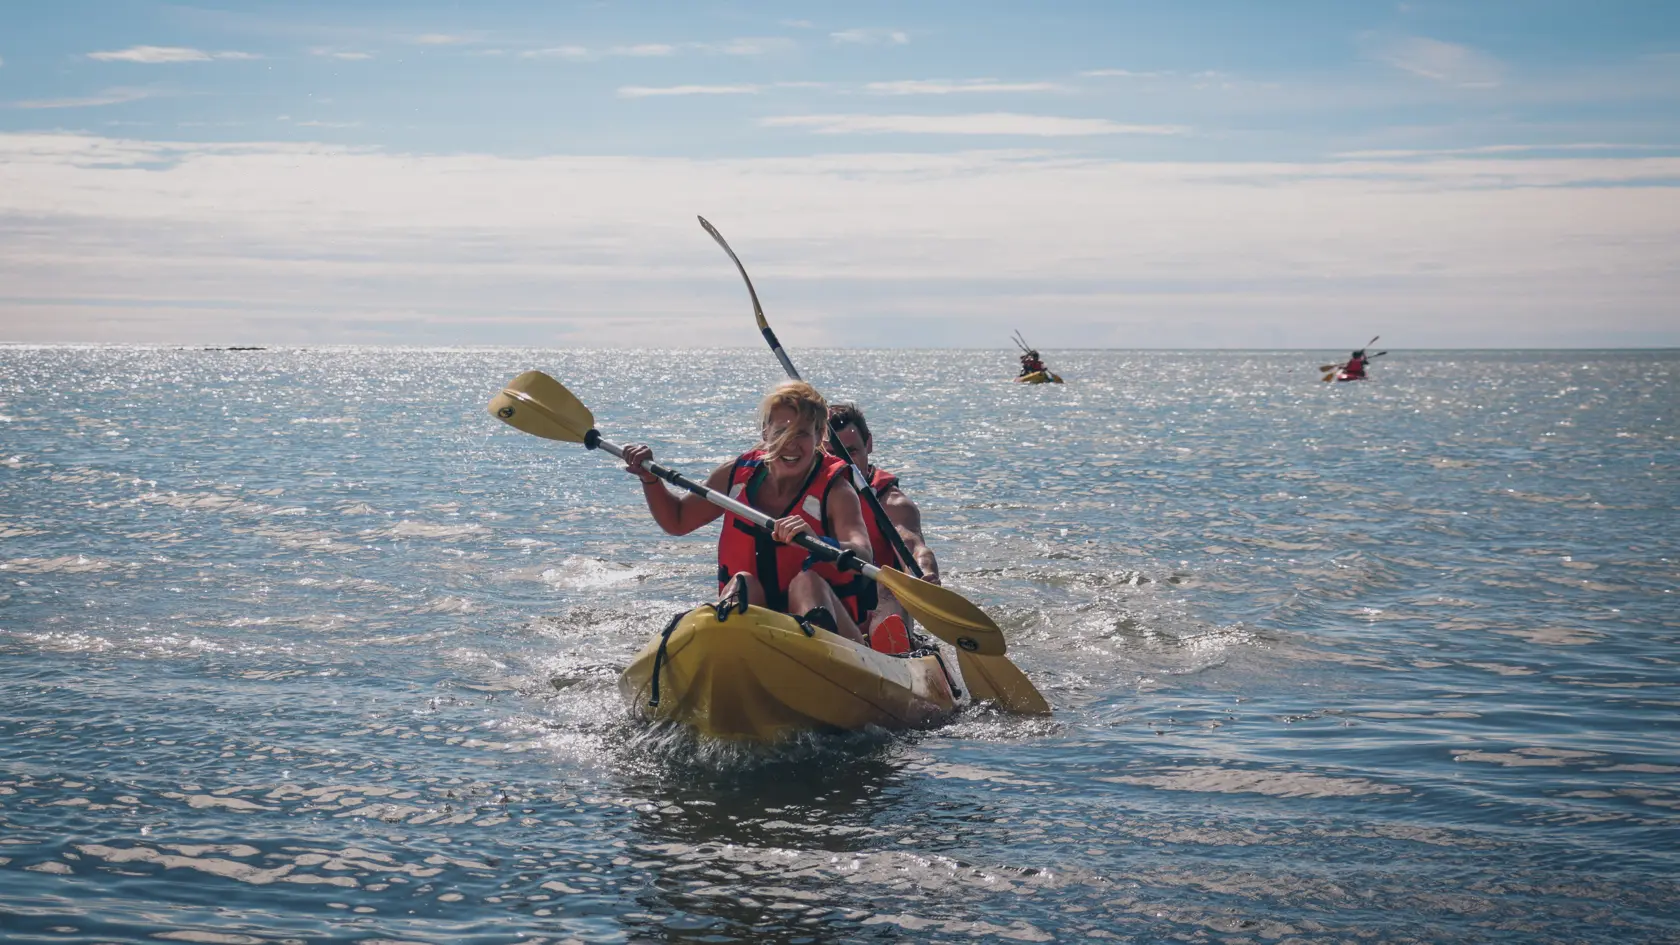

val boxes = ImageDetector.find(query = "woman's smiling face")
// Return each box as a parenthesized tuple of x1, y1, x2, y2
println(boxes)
(762, 405, 819, 479)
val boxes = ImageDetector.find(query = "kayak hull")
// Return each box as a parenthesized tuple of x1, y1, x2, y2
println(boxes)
(1015, 370, 1063, 384)
(1334, 373, 1367, 382)
(619, 604, 958, 742)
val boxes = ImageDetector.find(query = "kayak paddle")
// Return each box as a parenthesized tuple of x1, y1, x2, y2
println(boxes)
(1319, 335, 1380, 372)
(696, 216, 926, 580)
(957, 647, 1052, 715)
(488, 370, 1010, 658)
(1320, 336, 1382, 380)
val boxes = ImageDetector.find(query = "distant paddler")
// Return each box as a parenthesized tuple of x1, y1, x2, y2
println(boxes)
(1011, 330, 1063, 382)
(828, 401, 938, 654)
(619, 380, 874, 644)
(1320, 336, 1387, 382)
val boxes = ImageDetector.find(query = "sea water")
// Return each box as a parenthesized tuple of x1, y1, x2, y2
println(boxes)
(1, 346, 1675, 943)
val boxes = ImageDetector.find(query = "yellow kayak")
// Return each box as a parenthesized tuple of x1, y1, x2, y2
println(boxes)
(619, 603, 958, 741)
(1015, 370, 1063, 384)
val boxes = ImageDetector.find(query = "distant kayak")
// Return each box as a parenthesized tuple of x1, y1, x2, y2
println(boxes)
(1016, 370, 1064, 384)
(1334, 372, 1368, 383)
(619, 603, 958, 742)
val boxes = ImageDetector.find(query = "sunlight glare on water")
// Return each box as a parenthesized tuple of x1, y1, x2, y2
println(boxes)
(1, 346, 1676, 943)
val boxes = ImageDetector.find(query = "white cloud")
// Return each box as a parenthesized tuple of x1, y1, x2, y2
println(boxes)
(522, 45, 590, 60)
(1, 132, 1676, 347)
(866, 79, 1068, 95)
(88, 45, 259, 63)
(695, 37, 796, 56)
(412, 34, 474, 46)
(618, 85, 760, 98)
(1335, 143, 1671, 159)
(10, 87, 157, 109)
(1367, 35, 1503, 88)
(831, 28, 909, 46)
(524, 38, 786, 60)
(610, 43, 676, 57)
(1081, 69, 1169, 78)
(89, 45, 209, 63)
(310, 47, 375, 61)
(761, 113, 1189, 136)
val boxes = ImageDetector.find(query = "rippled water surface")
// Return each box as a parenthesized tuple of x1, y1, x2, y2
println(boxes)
(2, 346, 1676, 944)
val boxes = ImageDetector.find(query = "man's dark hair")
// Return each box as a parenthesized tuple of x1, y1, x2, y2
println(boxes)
(828, 402, 871, 446)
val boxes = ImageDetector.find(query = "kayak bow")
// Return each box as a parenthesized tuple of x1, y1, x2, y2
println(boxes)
(620, 604, 958, 741)
(1015, 370, 1064, 384)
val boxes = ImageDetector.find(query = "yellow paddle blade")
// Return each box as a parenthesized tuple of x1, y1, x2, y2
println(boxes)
(487, 370, 595, 443)
(1318, 364, 1338, 372)
(873, 566, 1007, 656)
(1321, 370, 1337, 383)
(958, 650, 1052, 716)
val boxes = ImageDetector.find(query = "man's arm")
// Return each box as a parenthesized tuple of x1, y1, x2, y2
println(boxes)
(879, 489, 939, 584)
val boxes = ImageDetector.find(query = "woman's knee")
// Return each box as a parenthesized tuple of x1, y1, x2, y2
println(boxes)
(721, 572, 767, 607)
(786, 571, 823, 608)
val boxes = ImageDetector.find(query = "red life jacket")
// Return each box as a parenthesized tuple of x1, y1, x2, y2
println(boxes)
(850, 466, 906, 620)
(1343, 357, 1367, 378)
(716, 450, 862, 620)
(861, 466, 902, 570)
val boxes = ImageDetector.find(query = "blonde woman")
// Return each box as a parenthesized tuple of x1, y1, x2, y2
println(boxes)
(620, 381, 873, 644)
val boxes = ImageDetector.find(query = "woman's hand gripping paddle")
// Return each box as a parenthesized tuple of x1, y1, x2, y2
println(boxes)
(487, 370, 1012, 659)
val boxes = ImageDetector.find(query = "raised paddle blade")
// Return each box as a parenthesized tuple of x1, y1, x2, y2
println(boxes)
(698, 216, 771, 332)
(872, 566, 1007, 656)
(488, 370, 595, 443)
(958, 651, 1052, 715)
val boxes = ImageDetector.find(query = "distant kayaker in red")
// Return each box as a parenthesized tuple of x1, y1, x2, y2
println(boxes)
(1019, 350, 1047, 376)
(829, 402, 940, 652)
(1340, 350, 1369, 380)
(620, 381, 873, 644)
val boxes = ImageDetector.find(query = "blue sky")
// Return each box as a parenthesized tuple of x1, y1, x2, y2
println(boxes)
(2, 0, 1678, 347)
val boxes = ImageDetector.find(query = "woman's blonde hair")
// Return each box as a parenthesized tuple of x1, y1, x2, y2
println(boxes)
(757, 380, 829, 461)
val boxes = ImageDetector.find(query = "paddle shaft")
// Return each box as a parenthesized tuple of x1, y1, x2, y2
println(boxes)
(697, 216, 925, 578)
(583, 429, 883, 581)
